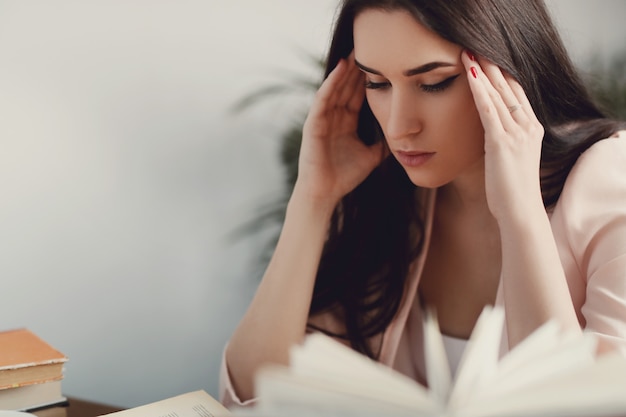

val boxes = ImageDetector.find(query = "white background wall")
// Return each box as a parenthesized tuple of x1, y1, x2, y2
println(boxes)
(1, 0, 624, 409)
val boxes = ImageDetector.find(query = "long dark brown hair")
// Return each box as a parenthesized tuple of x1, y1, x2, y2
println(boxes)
(307, 0, 626, 358)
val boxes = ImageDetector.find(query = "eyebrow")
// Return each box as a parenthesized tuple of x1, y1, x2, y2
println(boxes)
(354, 59, 455, 77)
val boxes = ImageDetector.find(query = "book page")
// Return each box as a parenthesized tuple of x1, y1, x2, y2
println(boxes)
(253, 333, 440, 416)
(253, 365, 434, 417)
(476, 325, 597, 400)
(462, 353, 626, 417)
(103, 391, 231, 417)
(290, 333, 433, 403)
(446, 306, 504, 412)
(422, 308, 451, 403)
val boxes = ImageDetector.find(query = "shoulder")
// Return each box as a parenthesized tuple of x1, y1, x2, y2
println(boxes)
(559, 131, 626, 207)
(569, 131, 626, 178)
(553, 131, 626, 272)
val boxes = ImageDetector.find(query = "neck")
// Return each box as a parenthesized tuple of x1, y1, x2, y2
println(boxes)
(434, 161, 501, 237)
(438, 162, 490, 216)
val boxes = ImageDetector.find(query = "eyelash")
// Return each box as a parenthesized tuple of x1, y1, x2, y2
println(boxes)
(364, 74, 460, 93)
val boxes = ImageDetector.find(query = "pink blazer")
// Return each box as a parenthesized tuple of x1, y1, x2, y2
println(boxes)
(220, 132, 626, 408)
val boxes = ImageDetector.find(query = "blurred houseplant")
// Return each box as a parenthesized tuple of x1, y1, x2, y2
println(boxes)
(232, 51, 626, 274)
(230, 53, 325, 275)
(585, 53, 626, 120)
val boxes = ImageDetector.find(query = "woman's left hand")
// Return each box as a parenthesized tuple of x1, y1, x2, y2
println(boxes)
(462, 51, 545, 224)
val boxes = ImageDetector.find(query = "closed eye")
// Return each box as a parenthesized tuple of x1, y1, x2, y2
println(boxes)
(421, 74, 460, 93)
(364, 80, 390, 90)
(364, 74, 460, 92)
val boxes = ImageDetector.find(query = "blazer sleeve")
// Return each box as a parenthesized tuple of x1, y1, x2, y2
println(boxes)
(556, 133, 626, 355)
(218, 343, 259, 409)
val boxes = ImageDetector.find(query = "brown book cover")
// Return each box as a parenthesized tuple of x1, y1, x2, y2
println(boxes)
(0, 328, 68, 390)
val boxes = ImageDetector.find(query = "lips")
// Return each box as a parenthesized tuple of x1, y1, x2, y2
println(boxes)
(395, 150, 435, 167)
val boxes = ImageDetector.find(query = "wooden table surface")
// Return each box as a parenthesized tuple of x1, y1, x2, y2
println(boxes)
(32, 398, 124, 417)
(66, 398, 124, 417)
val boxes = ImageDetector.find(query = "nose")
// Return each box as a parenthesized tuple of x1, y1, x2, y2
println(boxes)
(385, 89, 423, 141)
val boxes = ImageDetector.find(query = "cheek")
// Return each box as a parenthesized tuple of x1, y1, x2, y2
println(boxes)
(460, 99, 485, 151)
(442, 83, 484, 148)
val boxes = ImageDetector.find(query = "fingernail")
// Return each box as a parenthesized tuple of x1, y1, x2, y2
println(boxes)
(470, 67, 478, 79)
(467, 51, 476, 61)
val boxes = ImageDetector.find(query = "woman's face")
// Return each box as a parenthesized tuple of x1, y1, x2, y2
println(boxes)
(353, 8, 485, 188)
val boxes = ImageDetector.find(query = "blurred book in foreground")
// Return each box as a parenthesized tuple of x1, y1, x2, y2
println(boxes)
(241, 307, 626, 417)
(0, 328, 68, 411)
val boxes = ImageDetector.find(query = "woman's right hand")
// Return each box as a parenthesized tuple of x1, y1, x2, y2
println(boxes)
(296, 52, 385, 205)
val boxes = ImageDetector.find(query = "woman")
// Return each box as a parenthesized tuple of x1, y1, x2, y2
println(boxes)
(221, 0, 626, 407)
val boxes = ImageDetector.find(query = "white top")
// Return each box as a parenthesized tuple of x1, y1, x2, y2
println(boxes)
(442, 334, 468, 377)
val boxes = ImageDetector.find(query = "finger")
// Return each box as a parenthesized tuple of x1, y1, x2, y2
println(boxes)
(480, 60, 520, 111)
(496, 68, 542, 132)
(345, 62, 365, 114)
(461, 52, 505, 135)
(308, 58, 348, 119)
(478, 59, 526, 130)
(508, 78, 535, 117)
(508, 76, 545, 137)
(337, 53, 363, 109)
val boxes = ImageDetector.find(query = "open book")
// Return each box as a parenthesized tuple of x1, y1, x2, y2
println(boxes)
(239, 307, 626, 417)
(104, 390, 231, 417)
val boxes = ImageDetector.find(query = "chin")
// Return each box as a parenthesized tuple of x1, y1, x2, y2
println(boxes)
(403, 170, 449, 189)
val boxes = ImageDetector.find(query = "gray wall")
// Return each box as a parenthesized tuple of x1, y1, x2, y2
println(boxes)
(1, 0, 624, 409)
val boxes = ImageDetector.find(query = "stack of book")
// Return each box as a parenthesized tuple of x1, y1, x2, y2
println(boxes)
(0, 328, 68, 412)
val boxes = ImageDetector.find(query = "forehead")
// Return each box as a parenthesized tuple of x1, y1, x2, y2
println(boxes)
(353, 8, 461, 66)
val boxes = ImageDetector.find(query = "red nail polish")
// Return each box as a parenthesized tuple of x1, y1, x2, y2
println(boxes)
(467, 51, 476, 61)
(470, 67, 478, 79)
